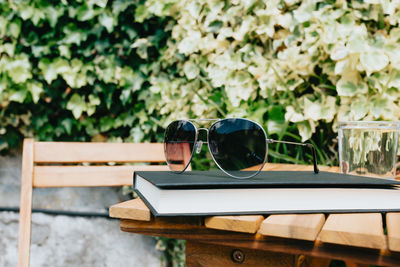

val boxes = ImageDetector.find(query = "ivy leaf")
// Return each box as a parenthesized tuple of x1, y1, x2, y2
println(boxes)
(27, 82, 44, 103)
(183, 61, 200, 80)
(134, 5, 149, 23)
(7, 20, 21, 39)
(44, 6, 63, 27)
(9, 89, 27, 103)
(360, 50, 389, 74)
(297, 121, 312, 142)
(131, 38, 152, 59)
(351, 98, 369, 120)
(77, 5, 97, 21)
(61, 118, 74, 135)
(63, 72, 87, 88)
(320, 96, 337, 122)
(130, 126, 145, 143)
(19, 5, 35, 21)
(63, 25, 87, 45)
(303, 98, 321, 121)
(336, 72, 368, 97)
(120, 88, 132, 105)
(67, 94, 86, 119)
(371, 97, 388, 118)
(100, 116, 114, 132)
(39, 59, 57, 84)
(87, 95, 100, 116)
(6, 54, 32, 83)
(58, 45, 71, 59)
(94, 0, 108, 8)
(285, 106, 304, 123)
(112, 0, 132, 14)
(99, 13, 115, 33)
(331, 47, 348, 61)
(54, 58, 70, 74)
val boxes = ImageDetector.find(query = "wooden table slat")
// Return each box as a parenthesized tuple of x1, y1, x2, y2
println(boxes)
(109, 198, 151, 221)
(205, 215, 264, 234)
(386, 213, 400, 252)
(258, 214, 325, 241)
(317, 213, 387, 250)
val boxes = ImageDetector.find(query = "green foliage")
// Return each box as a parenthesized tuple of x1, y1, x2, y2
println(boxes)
(2, 0, 400, 165)
(155, 237, 186, 267)
(4, 0, 398, 166)
(0, 0, 171, 151)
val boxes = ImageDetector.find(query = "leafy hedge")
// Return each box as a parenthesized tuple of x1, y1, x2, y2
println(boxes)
(0, 0, 171, 152)
(2, 0, 400, 165)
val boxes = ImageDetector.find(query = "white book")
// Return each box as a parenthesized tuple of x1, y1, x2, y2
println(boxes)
(133, 171, 400, 216)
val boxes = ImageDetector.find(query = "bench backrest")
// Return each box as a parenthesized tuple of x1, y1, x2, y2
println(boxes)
(18, 139, 169, 267)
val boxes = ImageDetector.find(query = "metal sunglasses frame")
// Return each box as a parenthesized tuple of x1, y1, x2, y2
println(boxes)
(164, 118, 319, 179)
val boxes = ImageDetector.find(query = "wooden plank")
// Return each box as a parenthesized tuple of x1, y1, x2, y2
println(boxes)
(186, 241, 295, 267)
(205, 215, 264, 234)
(258, 164, 336, 244)
(386, 213, 400, 252)
(34, 142, 165, 163)
(258, 214, 325, 241)
(18, 138, 34, 267)
(33, 165, 169, 187)
(120, 217, 222, 239)
(109, 199, 151, 221)
(317, 213, 386, 250)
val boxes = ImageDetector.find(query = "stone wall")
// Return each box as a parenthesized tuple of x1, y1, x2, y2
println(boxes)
(0, 154, 162, 266)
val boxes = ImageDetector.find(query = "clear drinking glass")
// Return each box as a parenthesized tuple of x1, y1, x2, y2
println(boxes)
(338, 121, 399, 179)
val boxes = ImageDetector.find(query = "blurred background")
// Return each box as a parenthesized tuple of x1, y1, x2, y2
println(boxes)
(1, 0, 400, 266)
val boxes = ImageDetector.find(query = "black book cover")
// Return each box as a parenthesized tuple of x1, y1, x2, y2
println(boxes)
(133, 170, 400, 190)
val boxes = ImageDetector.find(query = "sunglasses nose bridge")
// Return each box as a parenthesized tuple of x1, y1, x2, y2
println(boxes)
(196, 128, 209, 143)
(195, 128, 209, 154)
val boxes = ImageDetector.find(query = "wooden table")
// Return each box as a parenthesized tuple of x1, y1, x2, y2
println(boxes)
(109, 164, 400, 266)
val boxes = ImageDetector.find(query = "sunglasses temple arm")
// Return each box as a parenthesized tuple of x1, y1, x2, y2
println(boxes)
(266, 139, 320, 174)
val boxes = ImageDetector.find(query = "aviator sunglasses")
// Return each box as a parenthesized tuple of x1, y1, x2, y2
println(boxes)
(164, 118, 319, 179)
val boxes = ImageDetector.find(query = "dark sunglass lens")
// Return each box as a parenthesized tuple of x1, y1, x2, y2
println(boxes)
(208, 119, 267, 178)
(164, 120, 196, 172)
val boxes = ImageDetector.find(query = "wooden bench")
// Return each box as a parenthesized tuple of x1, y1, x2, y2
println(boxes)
(110, 164, 400, 266)
(17, 139, 169, 267)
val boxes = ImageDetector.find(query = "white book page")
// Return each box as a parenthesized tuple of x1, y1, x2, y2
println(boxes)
(136, 175, 400, 215)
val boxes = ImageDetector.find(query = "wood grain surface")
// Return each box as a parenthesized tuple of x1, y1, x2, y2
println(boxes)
(386, 213, 400, 252)
(18, 138, 34, 267)
(186, 241, 295, 267)
(205, 215, 264, 234)
(258, 214, 325, 241)
(317, 213, 387, 250)
(110, 198, 151, 221)
(33, 165, 168, 187)
(34, 142, 165, 163)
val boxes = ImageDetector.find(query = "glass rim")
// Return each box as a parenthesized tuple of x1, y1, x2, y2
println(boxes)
(338, 121, 400, 130)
